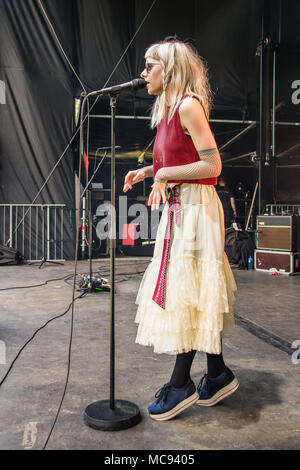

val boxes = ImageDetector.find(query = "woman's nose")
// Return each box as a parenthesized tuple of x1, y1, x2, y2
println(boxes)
(140, 68, 147, 79)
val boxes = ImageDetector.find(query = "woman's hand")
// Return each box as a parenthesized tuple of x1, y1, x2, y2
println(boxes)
(148, 181, 167, 210)
(123, 169, 146, 192)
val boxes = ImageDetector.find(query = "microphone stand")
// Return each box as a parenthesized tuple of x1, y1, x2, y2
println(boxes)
(83, 92, 141, 430)
(80, 148, 107, 292)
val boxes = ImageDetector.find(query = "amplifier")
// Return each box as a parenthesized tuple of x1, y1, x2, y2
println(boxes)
(256, 215, 300, 251)
(255, 249, 300, 274)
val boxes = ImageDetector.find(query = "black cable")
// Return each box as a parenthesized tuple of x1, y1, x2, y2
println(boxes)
(0, 292, 86, 389)
(72, 268, 146, 292)
(0, 261, 148, 442)
(64, 274, 83, 288)
(43, 263, 147, 445)
(96, 260, 150, 274)
(0, 273, 74, 291)
(42, 201, 82, 448)
(42, 292, 84, 449)
(235, 313, 293, 356)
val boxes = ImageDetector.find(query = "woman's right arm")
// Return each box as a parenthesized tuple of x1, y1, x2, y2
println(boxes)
(141, 165, 154, 178)
(123, 165, 153, 192)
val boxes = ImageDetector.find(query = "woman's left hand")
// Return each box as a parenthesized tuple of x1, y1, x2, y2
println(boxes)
(148, 181, 167, 210)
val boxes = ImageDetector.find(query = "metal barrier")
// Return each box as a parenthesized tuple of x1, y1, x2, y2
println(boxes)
(265, 204, 300, 216)
(0, 204, 67, 261)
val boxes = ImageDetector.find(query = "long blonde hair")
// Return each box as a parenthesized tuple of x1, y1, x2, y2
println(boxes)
(145, 39, 213, 128)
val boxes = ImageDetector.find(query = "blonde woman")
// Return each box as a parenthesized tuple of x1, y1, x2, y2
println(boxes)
(123, 39, 239, 421)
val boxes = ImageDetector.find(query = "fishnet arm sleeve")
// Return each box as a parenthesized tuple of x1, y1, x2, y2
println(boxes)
(154, 148, 221, 182)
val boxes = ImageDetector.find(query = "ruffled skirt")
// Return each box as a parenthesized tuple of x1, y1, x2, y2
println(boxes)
(135, 183, 237, 355)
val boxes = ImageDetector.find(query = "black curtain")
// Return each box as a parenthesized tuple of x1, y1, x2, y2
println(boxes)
(0, 0, 76, 258)
(0, 0, 75, 205)
(1, 0, 300, 259)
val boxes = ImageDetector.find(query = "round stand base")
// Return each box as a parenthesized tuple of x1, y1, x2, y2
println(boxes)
(84, 399, 141, 431)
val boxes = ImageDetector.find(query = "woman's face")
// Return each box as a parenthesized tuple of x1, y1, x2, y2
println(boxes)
(141, 58, 163, 95)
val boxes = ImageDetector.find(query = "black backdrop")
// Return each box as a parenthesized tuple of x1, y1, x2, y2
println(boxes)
(1, 0, 300, 258)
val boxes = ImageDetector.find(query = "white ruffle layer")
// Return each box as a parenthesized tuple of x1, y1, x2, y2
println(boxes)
(134, 183, 237, 355)
(135, 253, 236, 355)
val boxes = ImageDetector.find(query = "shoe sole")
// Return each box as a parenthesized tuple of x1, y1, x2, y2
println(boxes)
(149, 391, 199, 421)
(197, 377, 239, 407)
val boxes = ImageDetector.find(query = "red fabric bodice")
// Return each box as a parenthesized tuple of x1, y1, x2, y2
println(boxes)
(152, 97, 217, 185)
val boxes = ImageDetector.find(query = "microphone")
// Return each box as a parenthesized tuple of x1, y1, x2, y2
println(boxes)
(89, 78, 146, 96)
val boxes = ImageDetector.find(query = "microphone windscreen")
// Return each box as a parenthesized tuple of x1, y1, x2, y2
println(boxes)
(132, 78, 146, 91)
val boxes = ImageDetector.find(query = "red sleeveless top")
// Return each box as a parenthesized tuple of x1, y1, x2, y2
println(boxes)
(152, 97, 217, 185)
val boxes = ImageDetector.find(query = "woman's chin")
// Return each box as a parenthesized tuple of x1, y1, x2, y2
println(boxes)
(147, 88, 162, 96)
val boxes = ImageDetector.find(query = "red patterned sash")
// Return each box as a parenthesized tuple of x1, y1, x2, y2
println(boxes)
(152, 186, 181, 309)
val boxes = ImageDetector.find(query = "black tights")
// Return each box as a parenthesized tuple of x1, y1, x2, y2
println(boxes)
(170, 348, 226, 388)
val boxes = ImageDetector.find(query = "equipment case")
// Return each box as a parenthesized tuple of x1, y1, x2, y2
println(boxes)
(254, 249, 300, 274)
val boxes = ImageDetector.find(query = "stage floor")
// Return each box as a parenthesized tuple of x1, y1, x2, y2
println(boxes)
(0, 258, 299, 450)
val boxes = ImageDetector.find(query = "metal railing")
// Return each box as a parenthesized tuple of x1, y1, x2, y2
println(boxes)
(265, 204, 300, 216)
(0, 204, 67, 261)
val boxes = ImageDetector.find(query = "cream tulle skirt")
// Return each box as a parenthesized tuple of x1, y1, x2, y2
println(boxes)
(135, 183, 237, 355)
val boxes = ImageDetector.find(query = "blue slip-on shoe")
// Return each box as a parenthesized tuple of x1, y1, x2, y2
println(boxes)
(197, 368, 239, 407)
(148, 380, 199, 421)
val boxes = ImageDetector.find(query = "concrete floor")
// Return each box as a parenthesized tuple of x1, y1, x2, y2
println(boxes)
(0, 257, 299, 450)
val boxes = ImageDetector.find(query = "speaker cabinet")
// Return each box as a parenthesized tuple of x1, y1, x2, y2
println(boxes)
(256, 215, 300, 251)
(0, 244, 23, 265)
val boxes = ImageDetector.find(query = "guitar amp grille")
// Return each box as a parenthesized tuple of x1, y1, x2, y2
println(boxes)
(256, 215, 300, 252)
